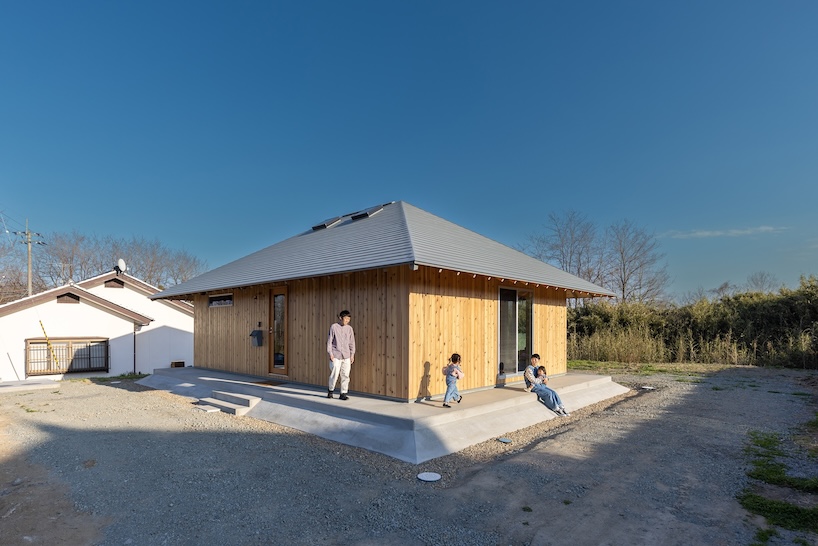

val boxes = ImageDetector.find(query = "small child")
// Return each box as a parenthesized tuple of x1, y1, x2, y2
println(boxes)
(442, 353, 464, 408)
(532, 366, 569, 416)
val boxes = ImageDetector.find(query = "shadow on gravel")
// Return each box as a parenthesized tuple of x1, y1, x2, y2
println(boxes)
(2, 368, 817, 545)
(402, 367, 818, 546)
(88, 378, 154, 393)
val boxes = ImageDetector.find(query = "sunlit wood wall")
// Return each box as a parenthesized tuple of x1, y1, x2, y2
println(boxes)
(406, 267, 567, 401)
(193, 264, 568, 401)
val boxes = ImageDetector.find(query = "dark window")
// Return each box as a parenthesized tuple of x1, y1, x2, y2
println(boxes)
(208, 294, 233, 308)
(26, 338, 109, 376)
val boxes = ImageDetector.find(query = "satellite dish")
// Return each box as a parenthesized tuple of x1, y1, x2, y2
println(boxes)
(114, 258, 127, 276)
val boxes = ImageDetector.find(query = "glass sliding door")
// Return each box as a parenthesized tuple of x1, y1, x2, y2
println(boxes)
(498, 288, 533, 374)
(517, 291, 532, 372)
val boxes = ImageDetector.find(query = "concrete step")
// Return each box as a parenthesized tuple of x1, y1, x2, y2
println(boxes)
(198, 397, 253, 416)
(211, 390, 261, 408)
(194, 404, 221, 413)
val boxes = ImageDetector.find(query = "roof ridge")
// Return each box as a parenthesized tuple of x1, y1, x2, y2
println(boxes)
(394, 201, 418, 266)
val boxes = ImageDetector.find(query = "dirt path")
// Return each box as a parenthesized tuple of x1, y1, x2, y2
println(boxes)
(1, 367, 816, 545)
(0, 413, 106, 544)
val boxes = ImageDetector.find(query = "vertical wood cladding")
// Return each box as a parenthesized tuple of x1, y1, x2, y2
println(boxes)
(406, 268, 567, 401)
(193, 265, 567, 401)
(194, 266, 411, 398)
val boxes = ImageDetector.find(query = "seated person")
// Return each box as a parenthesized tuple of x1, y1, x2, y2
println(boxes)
(531, 364, 570, 417)
(523, 359, 539, 392)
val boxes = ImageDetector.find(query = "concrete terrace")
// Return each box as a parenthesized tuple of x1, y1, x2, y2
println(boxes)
(138, 367, 630, 464)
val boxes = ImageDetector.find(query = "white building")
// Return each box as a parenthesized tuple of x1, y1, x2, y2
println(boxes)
(0, 271, 194, 381)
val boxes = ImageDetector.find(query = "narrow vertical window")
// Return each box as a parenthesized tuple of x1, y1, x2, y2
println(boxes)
(273, 293, 285, 370)
(270, 286, 287, 374)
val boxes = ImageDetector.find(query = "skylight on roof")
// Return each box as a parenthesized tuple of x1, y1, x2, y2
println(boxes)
(311, 216, 343, 231)
(351, 204, 385, 221)
(311, 202, 393, 230)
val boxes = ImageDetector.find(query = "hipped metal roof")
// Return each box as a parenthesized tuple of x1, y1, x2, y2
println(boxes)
(152, 201, 616, 300)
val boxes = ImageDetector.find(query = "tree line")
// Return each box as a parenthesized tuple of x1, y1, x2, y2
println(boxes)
(523, 210, 816, 368)
(0, 232, 206, 303)
(567, 275, 818, 369)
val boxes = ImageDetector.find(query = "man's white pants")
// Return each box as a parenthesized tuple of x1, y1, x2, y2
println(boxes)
(328, 357, 351, 393)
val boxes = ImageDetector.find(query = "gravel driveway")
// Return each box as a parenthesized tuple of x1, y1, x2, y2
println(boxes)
(2, 366, 816, 545)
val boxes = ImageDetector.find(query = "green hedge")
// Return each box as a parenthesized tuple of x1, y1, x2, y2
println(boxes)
(568, 275, 818, 368)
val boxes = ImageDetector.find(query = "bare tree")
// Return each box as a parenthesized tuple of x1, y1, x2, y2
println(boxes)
(0, 237, 27, 303)
(605, 219, 669, 303)
(679, 286, 710, 305)
(744, 271, 780, 294)
(525, 210, 606, 285)
(27, 232, 207, 293)
(36, 231, 107, 285)
(709, 281, 739, 300)
(164, 249, 207, 288)
(103, 236, 207, 289)
(107, 237, 169, 288)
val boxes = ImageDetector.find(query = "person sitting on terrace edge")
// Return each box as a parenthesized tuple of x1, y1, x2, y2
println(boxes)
(529, 355, 570, 417)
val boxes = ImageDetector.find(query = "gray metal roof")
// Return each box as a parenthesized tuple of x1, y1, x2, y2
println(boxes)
(152, 201, 615, 300)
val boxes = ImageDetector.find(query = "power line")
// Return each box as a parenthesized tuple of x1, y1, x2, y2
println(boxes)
(0, 209, 30, 233)
(0, 213, 15, 245)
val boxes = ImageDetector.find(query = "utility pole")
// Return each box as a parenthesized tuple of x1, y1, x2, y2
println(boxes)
(13, 219, 46, 297)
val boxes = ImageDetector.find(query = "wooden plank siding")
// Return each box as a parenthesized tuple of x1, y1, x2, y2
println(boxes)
(193, 266, 412, 399)
(406, 268, 567, 401)
(192, 264, 568, 401)
(533, 287, 568, 376)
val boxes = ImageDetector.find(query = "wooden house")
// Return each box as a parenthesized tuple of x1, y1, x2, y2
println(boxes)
(152, 201, 613, 401)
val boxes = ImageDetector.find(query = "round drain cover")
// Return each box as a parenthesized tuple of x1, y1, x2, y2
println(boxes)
(417, 472, 441, 482)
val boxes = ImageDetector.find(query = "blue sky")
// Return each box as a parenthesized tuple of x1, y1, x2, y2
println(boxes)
(2, 1, 817, 299)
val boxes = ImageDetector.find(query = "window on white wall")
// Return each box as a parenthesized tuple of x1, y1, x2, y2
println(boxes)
(26, 338, 109, 376)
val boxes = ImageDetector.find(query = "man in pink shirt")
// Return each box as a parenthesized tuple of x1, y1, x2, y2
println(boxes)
(327, 310, 355, 400)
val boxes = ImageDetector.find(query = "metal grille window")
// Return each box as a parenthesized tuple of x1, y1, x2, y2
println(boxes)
(26, 338, 109, 376)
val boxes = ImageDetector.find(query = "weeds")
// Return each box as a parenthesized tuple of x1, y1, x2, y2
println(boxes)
(741, 429, 818, 538)
(747, 431, 784, 453)
(94, 373, 148, 382)
(567, 360, 722, 376)
(750, 526, 777, 545)
(738, 493, 818, 532)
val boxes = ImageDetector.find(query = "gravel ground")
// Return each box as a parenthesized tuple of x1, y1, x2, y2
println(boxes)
(2, 366, 817, 546)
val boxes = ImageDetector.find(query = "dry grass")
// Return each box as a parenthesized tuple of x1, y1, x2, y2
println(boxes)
(568, 360, 739, 376)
